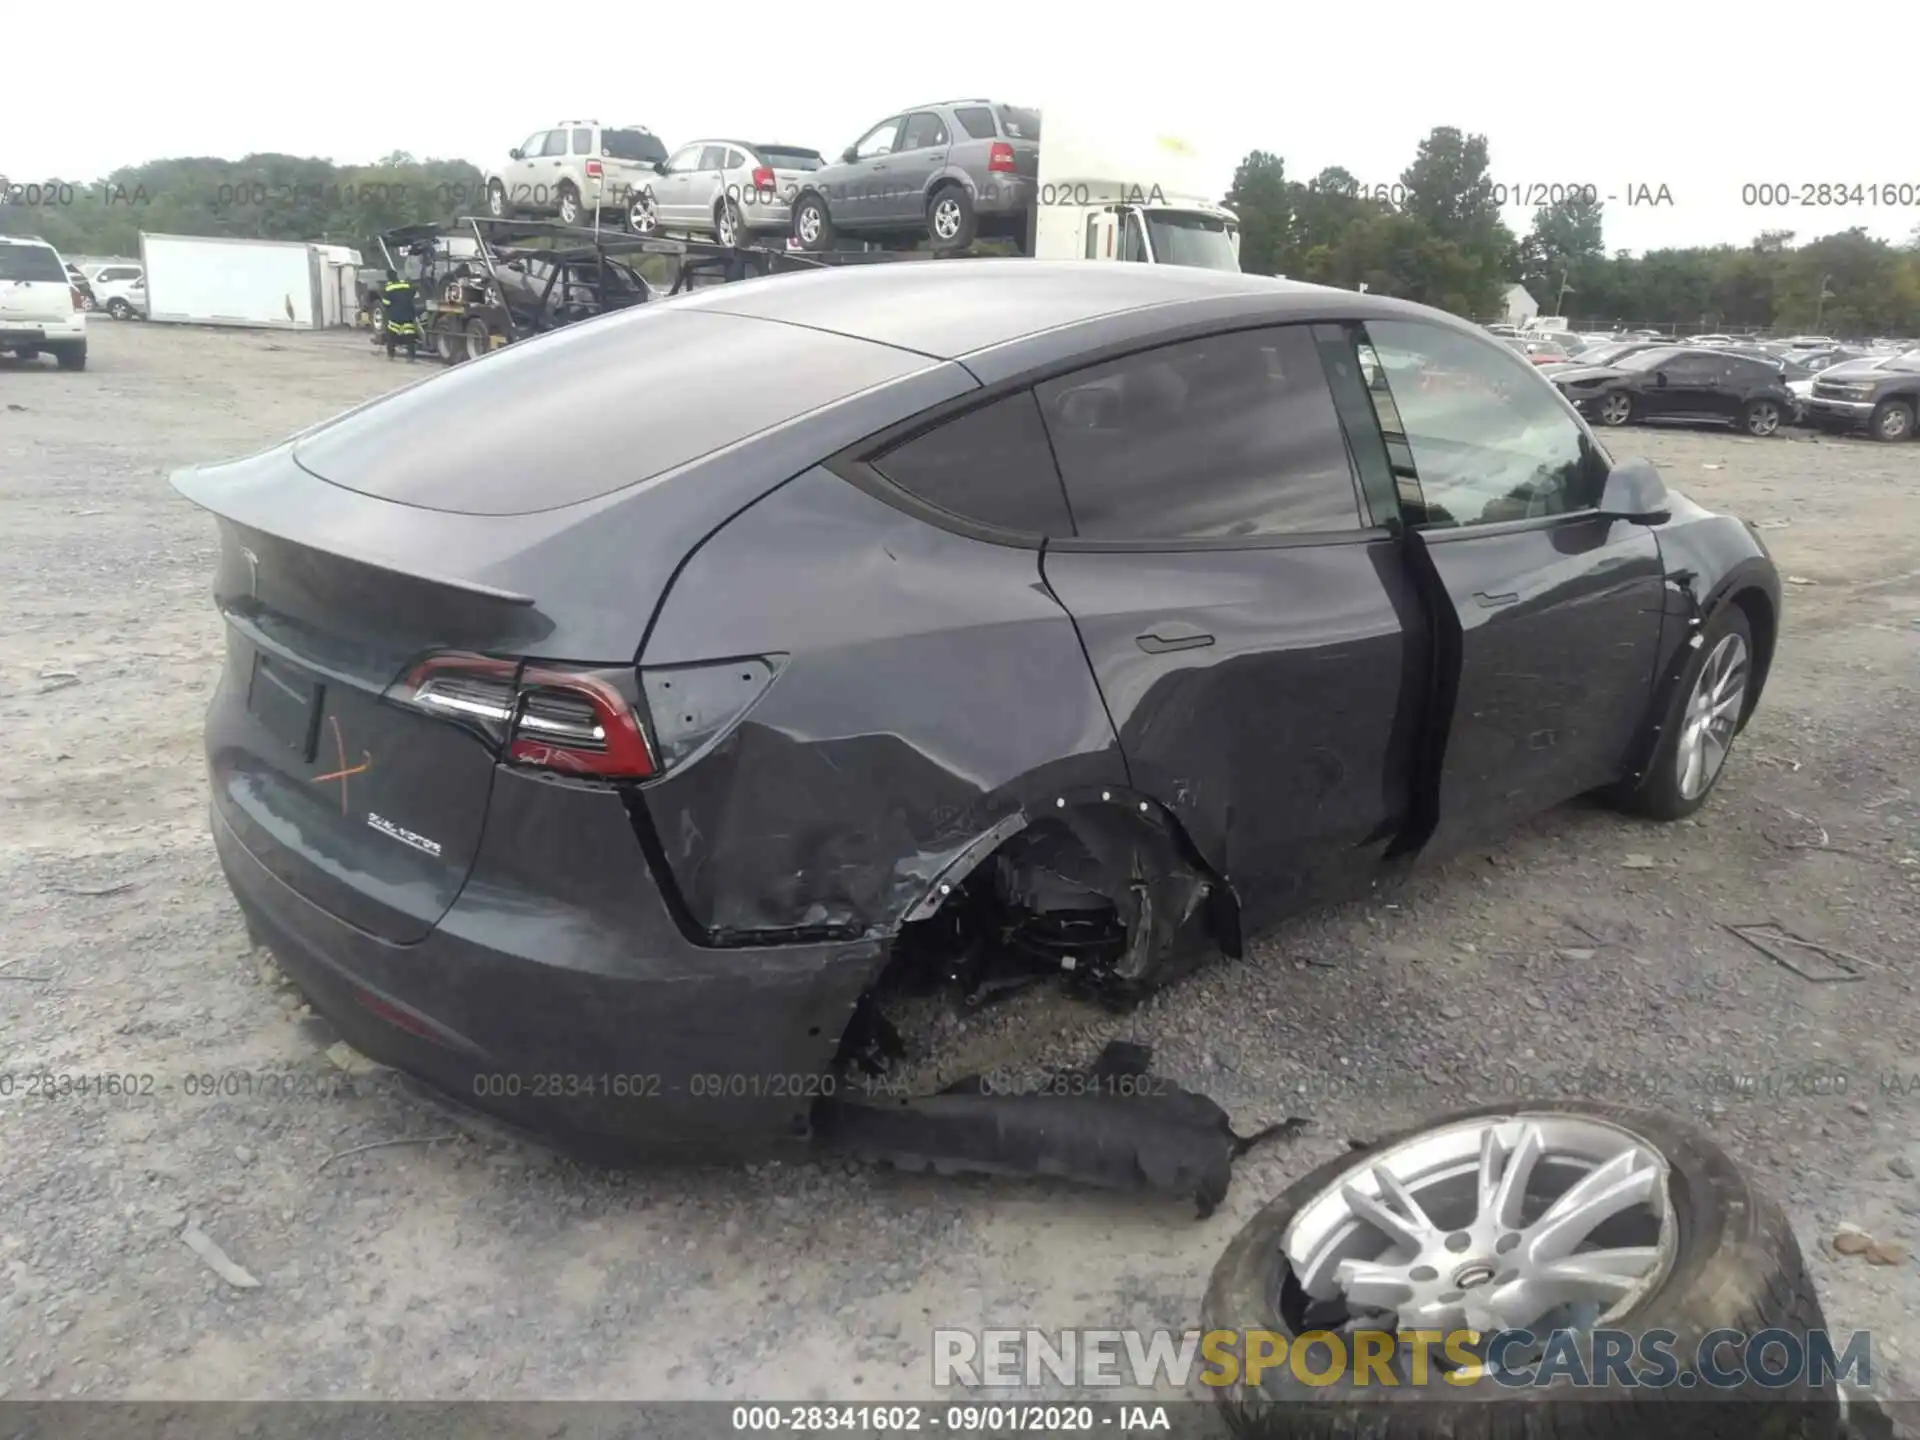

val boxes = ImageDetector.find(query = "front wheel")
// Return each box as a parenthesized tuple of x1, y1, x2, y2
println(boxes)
(791, 195, 834, 252)
(628, 190, 658, 236)
(1739, 397, 1783, 437)
(107, 298, 133, 320)
(1612, 604, 1754, 821)
(1595, 391, 1634, 427)
(1870, 398, 1914, 442)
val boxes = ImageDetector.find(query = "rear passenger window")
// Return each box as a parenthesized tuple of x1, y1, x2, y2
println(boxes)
(572, 128, 591, 154)
(1034, 326, 1362, 540)
(901, 112, 950, 150)
(954, 106, 997, 140)
(870, 392, 1074, 537)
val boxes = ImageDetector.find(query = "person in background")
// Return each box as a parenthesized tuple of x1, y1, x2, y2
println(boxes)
(381, 268, 421, 361)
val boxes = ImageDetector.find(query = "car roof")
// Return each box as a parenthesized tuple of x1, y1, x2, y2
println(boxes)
(665, 259, 1354, 360)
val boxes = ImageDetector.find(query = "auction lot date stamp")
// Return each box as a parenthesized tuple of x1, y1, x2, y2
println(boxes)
(0, 1068, 359, 1103)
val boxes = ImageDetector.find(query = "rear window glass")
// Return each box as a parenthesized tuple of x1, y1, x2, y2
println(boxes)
(757, 147, 824, 171)
(0, 243, 67, 283)
(954, 106, 997, 140)
(602, 129, 668, 163)
(871, 391, 1073, 536)
(997, 105, 1040, 139)
(290, 308, 932, 516)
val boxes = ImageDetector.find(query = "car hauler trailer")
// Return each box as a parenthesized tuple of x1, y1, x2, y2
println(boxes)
(140, 233, 328, 328)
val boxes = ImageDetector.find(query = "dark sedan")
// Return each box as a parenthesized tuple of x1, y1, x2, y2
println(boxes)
(1551, 345, 1796, 436)
(172, 263, 1781, 1158)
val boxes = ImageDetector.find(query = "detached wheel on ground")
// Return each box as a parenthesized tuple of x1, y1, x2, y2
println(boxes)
(1611, 603, 1752, 821)
(792, 195, 834, 252)
(1740, 398, 1783, 437)
(1596, 392, 1634, 427)
(1869, 399, 1913, 443)
(1202, 1102, 1838, 1440)
(928, 185, 976, 250)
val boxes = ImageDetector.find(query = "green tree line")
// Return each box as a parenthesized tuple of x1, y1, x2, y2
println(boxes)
(1, 152, 490, 261)
(8, 137, 1920, 333)
(1228, 126, 1920, 334)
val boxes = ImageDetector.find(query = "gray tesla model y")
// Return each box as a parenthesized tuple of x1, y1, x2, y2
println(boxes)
(175, 260, 1780, 1158)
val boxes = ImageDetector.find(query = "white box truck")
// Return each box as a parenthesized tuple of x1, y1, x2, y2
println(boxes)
(140, 233, 327, 328)
(1031, 113, 1241, 271)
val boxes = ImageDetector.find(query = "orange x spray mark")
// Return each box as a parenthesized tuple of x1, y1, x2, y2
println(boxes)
(312, 714, 372, 816)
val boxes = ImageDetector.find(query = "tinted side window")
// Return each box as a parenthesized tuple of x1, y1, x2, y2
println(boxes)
(1035, 326, 1362, 541)
(869, 391, 1074, 537)
(901, 112, 950, 150)
(725, 148, 748, 170)
(1357, 319, 1600, 530)
(954, 105, 997, 139)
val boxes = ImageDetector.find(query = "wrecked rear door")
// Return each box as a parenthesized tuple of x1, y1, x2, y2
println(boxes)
(1033, 322, 1428, 932)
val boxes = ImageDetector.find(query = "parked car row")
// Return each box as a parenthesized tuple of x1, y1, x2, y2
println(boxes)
(484, 101, 1044, 255)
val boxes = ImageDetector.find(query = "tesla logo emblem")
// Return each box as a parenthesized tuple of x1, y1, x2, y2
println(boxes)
(240, 547, 260, 598)
(312, 714, 372, 816)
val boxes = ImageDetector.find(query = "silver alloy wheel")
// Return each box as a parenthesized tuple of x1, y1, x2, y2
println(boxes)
(1283, 1115, 1674, 1340)
(797, 204, 822, 245)
(488, 183, 506, 217)
(1878, 404, 1912, 440)
(1598, 392, 1633, 426)
(558, 188, 580, 225)
(630, 194, 657, 235)
(1677, 631, 1749, 799)
(717, 202, 738, 247)
(1746, 401, 1780, 436)
(932, 196, 962, 241)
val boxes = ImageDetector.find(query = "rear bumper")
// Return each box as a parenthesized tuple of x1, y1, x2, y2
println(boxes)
(0, 317, 85, 346)
(975, 175, 1036, 217)
(209, 769, 887, 1160)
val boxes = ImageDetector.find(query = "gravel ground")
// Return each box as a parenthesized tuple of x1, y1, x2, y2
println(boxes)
(3, 322, 1919, 1409)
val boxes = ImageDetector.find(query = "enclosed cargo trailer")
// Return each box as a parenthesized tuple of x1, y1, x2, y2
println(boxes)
(139, 233, 326, 328)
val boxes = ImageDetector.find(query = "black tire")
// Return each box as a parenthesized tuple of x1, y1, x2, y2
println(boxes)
(487, 180, 508, 219)
(107, 298, 133, 320)
(927, 184, 976, 250)
(1739, 398, 1783, 437)
(791, 194, 834, 252)
(1610, 603, 1753, 821)
(464, 317, 492, 362)
(53, 343, 86, 372)
(1868, 398, 1913, 443)
(434, 319, 462, 365)
(1202, 1101, 1838, 1440)
(12, 347, 41, 361)
(629, 189, 658, 236)
(556, 181, 581, 226)
(714, 197, 744, 248)
(1595, 391, 1635, 427)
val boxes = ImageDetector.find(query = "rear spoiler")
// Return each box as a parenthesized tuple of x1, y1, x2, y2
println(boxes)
(170, 460, 536, 606)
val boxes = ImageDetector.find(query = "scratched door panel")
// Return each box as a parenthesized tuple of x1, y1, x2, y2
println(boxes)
(1411, 513, 1666, 853)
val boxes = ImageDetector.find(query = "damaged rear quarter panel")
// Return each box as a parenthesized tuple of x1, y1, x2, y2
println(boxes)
(637, 466, 1127, 940)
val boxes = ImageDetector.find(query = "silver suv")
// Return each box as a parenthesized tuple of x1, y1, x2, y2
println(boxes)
(486, 122, 669, 226)
(630, 140, 826, 246)
(788, 100, 1040, 252)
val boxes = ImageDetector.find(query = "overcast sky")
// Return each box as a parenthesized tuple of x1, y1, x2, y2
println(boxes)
(9, 0, 1915, 256)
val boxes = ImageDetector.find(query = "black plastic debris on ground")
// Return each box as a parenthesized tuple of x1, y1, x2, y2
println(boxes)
(814, 1040, 1310, 1217)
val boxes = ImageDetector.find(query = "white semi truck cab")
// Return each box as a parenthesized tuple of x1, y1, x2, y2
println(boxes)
(1029, 117, 1241, 271)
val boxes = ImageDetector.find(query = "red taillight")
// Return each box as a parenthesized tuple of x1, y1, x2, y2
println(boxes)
(585, 159, 604, 180)
(988, 142, 1016, 174)
(388, 653, 656, 779)
(751, 165, 775, 192)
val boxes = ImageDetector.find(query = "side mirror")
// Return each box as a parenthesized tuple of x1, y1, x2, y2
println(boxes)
(509, 148, 523, 160)
(1598, 457, 1671, 524)
(842, 146, 859, 164)
(652, 161, 667, 174)
(1655, 371, 1669, 387)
